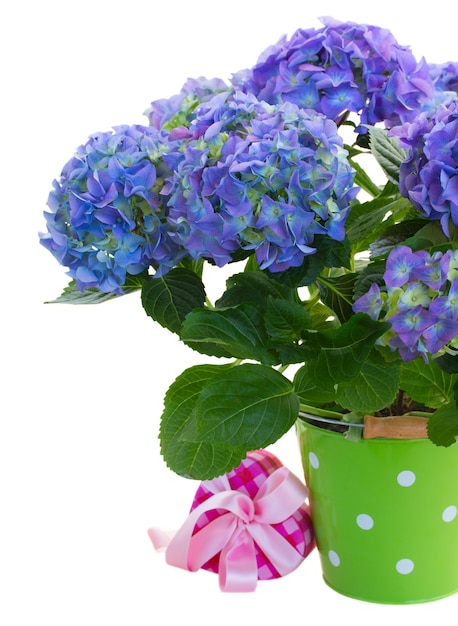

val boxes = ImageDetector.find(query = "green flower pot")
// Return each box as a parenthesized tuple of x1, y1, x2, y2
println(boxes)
(296, 418, 458, 604)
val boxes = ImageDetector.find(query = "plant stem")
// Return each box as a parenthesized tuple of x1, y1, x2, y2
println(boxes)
(299, 403, 345, 420)
(396, 389, 404, 415)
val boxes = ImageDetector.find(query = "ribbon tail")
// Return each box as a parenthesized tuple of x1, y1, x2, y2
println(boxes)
(147, 527, 175, 552)
(218, 527, 258, 592)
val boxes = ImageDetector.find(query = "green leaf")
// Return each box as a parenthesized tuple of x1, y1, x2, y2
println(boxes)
(293, 362, 337, 405)
(317, 273, 358, 323)
(403, 221, 450, 252)
(427, 403, 458, 447)
(45, 272, 147, 304)
(273, 342, 316, 365)
(192, 363, 300, 449)
(308, 301, 338, 331)
(369, 219, 430, 258)
(335, 358, 400, 413)
(215, 271, 293, 309)
(141, 268, 206, 334)
(345, 196, 413, 254)
(181, 304, 278, 364)
(159, 364, 245, 479)
(306, 314, 391, 385)
(264, 297, 311, 341)
(368, 126, 407, 184)
(400, 358, 455, 408)
(435, 353, 458, 374)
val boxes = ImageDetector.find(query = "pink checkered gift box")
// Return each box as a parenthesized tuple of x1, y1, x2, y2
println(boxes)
(188, 449, 315, 582)
(149, 449, 315, 590)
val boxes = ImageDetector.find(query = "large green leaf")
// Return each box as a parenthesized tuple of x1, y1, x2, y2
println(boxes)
(427, 403, 458, 447)
(215, 271, 293, 309)
(345, 196, 413, 254)
(159, 364, 245, 479)
(264, 297, 311, 341)
(369, 219, 427, 258)
(293, 362, 337, 405)
(45, 272, 147, 304)
(308, 301, 339, 331)
(192, 363, 300, 449)
(180, 304, 278, 364)
(435, 353, 458, 374)
(317, 273, 358, 323)
(403, 221, 450, 252)
(141, 268, 206, 334)
(306, 314, 390, 385)
(400, 358, 455, 408)
(335, 358, 400, 413)
(368, 126, 407, 184)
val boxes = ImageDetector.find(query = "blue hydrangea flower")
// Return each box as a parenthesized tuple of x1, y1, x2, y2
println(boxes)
(383, 245, 426, 288)
(231, 17, 434, 131)
(353, 247, 458, 361)
(39, 125, 186, 294)
(428, 61, 458, 95)
(160, 90, 357, 272)
(145, 76, 230, 132)
(394, 100, 458, 236)
(352, 283, 384, 319)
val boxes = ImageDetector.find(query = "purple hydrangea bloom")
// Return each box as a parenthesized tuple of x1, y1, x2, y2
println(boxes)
(428, 61, 458, 94)
(383, 245, 426, 288)
(39, 125, 186, 294)
(394, 100, 458, 236)
(231, 17, 434, 131)
(388, 305, 432, 347)
(352, 283, 384, 319)
(160, 90, 357, 272)
(353, 247, 458, 361)
(145, 76, 230, 131)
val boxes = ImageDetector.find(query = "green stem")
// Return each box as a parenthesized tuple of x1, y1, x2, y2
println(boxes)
(303, 286, 321, 310)
(299, 403, 345, 420)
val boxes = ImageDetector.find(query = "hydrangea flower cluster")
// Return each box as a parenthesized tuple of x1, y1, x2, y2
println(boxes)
(393, 100, 458, 237)
(231, 17, 434, 131)
(145, 76, 230, 132)
(428, 61, 458, 95)
(39, 125, 186, 294)
(353, 246, 458, 361)
(161, 90, 358, 271)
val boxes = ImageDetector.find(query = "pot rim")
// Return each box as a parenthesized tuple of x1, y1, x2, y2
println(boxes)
(296, 413, 434, 445)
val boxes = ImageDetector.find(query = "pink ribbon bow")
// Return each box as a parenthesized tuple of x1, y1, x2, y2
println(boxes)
(148, 466, 309, 592)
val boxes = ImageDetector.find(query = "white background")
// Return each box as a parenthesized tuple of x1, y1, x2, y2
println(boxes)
(2, 1, 458, 624)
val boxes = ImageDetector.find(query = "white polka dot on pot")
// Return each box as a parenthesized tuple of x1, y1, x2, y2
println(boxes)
(308, 452, 319, 469)
(442, 505, 457, 522)
(356, 513, 374, 530)
(328, 550, 340, 567)
(396, 559, 415, 575)
(397, 470, 416, 487)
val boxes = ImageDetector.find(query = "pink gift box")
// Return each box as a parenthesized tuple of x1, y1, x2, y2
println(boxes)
(189, 449, 315, 581)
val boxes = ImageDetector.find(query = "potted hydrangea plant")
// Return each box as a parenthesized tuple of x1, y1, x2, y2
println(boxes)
(39, 18, 458, 604)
